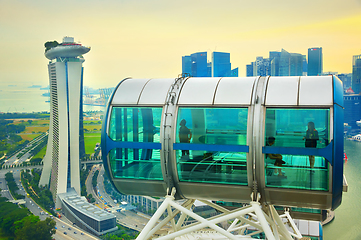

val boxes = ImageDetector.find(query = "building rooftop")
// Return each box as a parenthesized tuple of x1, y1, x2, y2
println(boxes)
(44, 36, 90, 60)
(58, 189, 115, 222)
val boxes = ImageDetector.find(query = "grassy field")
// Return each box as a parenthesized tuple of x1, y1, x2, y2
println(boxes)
(10, 117, 102, 158)
(84, 132, 101, 155)
(84, 120, 102, 124)
(84, 125, 102, 131)
(23, 126, 49, 133)
(29, 132, 101, 159)
(18, 133, 41, 141)
(32, 145, 47, 159)
(12, 119, 49, 126)
(30, 132, 101, 158)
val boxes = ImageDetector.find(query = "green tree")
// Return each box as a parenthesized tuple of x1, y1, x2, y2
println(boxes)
(44, 41, 59, 51)
(14, 215, 39, 231)
(14, 216, 56, 240)
(0, 202, 29, 236)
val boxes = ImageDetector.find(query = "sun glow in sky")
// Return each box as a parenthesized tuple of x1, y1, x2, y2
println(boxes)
(1, 0, 361, 88)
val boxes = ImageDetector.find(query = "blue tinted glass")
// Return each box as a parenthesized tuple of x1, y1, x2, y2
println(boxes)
(109, 107, 162, 143)
(265, 154, 329, 191)
(108, 107, 163, 181)
(109, 148, 162, 180)
(264, 108, 330, 191)
(177, 151, 247, 185)
(175, 107, 248, 185)
(176, 108, 248, 145)
(265, 109, 330, 148)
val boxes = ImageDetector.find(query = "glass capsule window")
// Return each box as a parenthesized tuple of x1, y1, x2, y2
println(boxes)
(264, 108, 330, 191)
(108, 107, 163, 181)
(109, 148, 162, 180)
(175, 108, 248, 185)
(265, 153, 329, 191)
(109, 107, 162, 143)
(265, 108, 330, 148)
(176, 108, 248, 145)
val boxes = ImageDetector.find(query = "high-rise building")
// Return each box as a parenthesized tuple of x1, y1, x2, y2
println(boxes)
(212, 52, 231, 77)
(246, 57, 270, 77)
(39, 37, 90, 208)
(182, 55, 192, 76)
(352, 54, 361, 94)
(246, 64, 254, 77)
(302, 55, 308, 76)
(181, 52, 210, 77)
(182, 51, 237, 77)
(277, 49, 303, 76)
(337, 73, 352, 91)
(255, 57, 270, 76)
(289, 53, 304, 76)
(269, 51, 280, 76)
(344, 94, 361, 129)
(307, 47, 323, 76)
(228, 67, 239, 77)
(247, 49, 302, 77)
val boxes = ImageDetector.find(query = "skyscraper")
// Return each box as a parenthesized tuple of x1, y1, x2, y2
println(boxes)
(182, 51, 237, 77)
(269, 51, 280, 76)
(247, 49, 302, 77)
(39, 37, 90, 208)
(255, 56, 270, 76)
(352, 54, 361, 94)
(277, 49, 303, 76)
(182, 55, 192, 76)
(302, 55, 308, 76)
(337, 73, 352, 91)
(307, 47, 323, 76)
(181, 52, 210, 77)
(212, 52, 231, 77)
(246, 64, 254, 77)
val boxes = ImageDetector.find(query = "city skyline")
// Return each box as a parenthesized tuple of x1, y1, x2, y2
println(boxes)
(0, 0, 361, 89)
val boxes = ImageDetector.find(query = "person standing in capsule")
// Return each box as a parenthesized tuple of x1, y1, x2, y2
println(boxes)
(303, 121, 319, 171)
(179, 119, 192, 156)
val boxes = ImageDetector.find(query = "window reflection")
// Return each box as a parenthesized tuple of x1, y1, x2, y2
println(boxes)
(176, 108, 248, 145)
(108, 107, 163, 181)
(264, 108, 330, 191)
(109, 107, 162, 143)
(176, 108, 248, 185)
(265, 154, 329, 191)
(265, 108, 330, 148)
(177, 151, 248, 185)
(109, 148, 162, 180)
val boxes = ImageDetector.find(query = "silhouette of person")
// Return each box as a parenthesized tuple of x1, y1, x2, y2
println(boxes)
(303, 121, 319, 171)
(179, 119, 192, 156)
(267, 137, 286, 177)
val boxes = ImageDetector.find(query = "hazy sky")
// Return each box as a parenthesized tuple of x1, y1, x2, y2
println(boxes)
(1, 0, 361, 88)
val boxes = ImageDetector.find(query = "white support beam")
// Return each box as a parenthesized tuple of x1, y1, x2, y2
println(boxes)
(136, 188, 305, 240)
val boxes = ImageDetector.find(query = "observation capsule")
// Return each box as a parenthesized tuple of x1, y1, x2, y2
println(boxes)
(101, 76, 344, 213)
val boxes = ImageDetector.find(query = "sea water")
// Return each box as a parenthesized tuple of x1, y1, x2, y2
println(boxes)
(323, 140, 361, 239)
(0, 83, 105, 113)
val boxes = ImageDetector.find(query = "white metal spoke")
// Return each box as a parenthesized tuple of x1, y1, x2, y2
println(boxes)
(136, 188, 305, 240)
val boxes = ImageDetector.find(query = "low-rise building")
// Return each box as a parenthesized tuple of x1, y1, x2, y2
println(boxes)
(58, 189, 117, 236)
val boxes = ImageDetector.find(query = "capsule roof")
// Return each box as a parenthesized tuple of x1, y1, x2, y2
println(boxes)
(110, 76, 335, 106)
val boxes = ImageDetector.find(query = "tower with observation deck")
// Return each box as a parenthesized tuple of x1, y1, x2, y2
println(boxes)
(102, 75, 347, 239)
(39, 36, 90, 208)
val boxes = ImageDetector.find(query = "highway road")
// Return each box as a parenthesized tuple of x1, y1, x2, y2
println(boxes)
(0, 170, 13, 200)
(1, 163, 165, 239)
(1, 169, 100, 240)
(3, 132, 48, 167)
(94, 165, 155, 232)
